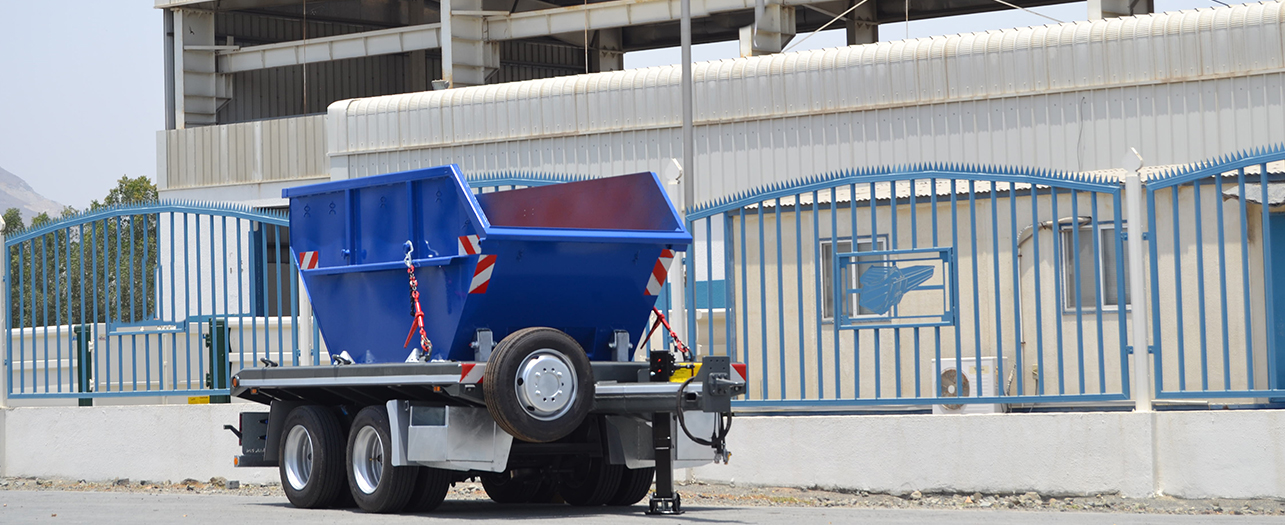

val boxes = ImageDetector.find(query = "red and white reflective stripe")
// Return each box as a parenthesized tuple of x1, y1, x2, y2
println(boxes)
(458, 235, 481, 255)
(460, 363, 486, 384)
(298, 251, 319, 270)
(469, 255, 497, 294)
(644, 249, 676, 296)
(732, 363, 748, 383)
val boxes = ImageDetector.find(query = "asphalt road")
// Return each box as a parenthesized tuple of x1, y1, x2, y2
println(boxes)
(3, 491, 1283, 525)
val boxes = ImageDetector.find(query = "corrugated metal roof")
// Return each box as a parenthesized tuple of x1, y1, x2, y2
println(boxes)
(328, 2, 1285, 157)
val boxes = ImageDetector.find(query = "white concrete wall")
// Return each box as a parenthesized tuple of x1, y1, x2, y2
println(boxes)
(692, 410, 1285, 499)
(4, 405, 1282, 498)
(0, 404, 276, 484)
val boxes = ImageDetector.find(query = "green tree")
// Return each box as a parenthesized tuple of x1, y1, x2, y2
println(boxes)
(9, 176, 159, 329)
(2, 208, 21, 236)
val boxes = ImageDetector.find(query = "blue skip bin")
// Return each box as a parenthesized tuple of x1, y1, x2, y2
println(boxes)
(284, 166, 691, 364)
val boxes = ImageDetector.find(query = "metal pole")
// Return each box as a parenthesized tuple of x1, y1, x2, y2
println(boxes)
(1126, 173, 1152, 412)
(681, 0, 694, 213)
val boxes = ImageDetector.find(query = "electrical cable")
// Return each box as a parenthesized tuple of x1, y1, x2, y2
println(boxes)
(675, 377, 733, 451)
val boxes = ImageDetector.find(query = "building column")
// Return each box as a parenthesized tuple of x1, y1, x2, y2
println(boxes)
(1088, 0, 1153, 19)
(739, 1, 796, 57)
(591, 28, 624, 73)
(846, 0, 877, 45)
(441, 0, 499, 88)
(172, 8, 228, 127)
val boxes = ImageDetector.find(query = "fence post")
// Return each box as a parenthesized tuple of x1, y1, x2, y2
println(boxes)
(1125, 171, 1153, 412)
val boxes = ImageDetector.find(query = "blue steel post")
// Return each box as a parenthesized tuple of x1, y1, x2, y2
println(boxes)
(969, 181, 982, 397)
(830, 187, 839, 396)
(91, 224, 100, 393)
(848, 183, 858, 398)
(795, 197, 805, 398)
(183, 214, 192, 389)
(912, 178, 921, 397)
(1147, 189, 1163, 395)
(1011, 182, 1024, 395)
(812, 192, 823, 398)
(55, 228, 63, 392)
(42, 236, 49, 392)
(706, 218, 714, 358)
(1030, 184, 1045, 395)
(951, 180, 961, 396)
(1214, 174, 1231, 390)
(724, 212, 736, 366)
(991, 185, 1004, 399)
(1193, 181, 1210, 390)
(775, 200, 785, 399)
(871, 182, 880, 399)
(1237, 169, 1255, 389)
(289, 227, 300, 367)
(891, 182, 901, 398)
(758, 205, 767, 398)
(129, 216, 137, 391)
(1089, 195, 1105, 393)
(1170, 188, 1186, 391)
(236, 219, 245, 369)
(5, 242, 12, 397)
(274, 225, 285, 366)
(1071, 190, 1086, 394)
(1112, 193, 1129, 397)
(1259, 165, 1277, 390)
(740, 207, 750, 396)
(931, 178, 941, 396)
(169, 214, 177, 389)
(1051, 187, 1065, 394)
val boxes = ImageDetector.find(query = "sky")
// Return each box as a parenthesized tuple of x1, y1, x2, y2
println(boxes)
(0, 0, 1224, 212)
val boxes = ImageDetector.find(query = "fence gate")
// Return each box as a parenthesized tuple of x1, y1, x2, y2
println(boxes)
(4, 202, 304, 401)
(684, 165, 1133, 409)
(1145, 147, 1285, 400)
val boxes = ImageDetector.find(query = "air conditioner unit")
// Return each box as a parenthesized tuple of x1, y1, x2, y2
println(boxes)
(931, 356, 1002, 414)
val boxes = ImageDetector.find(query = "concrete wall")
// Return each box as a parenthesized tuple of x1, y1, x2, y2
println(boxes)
(3, 405, 1281, 498)
(691, 410, 1285, 499)
(0, 404, 276, 484)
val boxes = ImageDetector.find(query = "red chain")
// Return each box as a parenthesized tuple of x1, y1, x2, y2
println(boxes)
(645, 306, 691, 360)
(403, 262, 433, 358)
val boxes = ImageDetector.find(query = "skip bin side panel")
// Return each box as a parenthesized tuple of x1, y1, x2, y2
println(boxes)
(290, 190, 350, 268)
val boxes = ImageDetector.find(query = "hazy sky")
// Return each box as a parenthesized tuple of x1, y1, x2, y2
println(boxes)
(0, 0, 1221, 211)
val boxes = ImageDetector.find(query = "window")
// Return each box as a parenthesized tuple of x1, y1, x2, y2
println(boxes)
(820, 237, 887, 321)
(1060, 224, 1130, 311)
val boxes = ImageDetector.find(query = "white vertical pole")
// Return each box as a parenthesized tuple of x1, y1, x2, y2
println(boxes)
(441, 0, 454, 88)
(297, 274, 313, 365)
(1, 217, 8, 408)
(664, 160, 687, 353)
(1126, 172, 1152, 412)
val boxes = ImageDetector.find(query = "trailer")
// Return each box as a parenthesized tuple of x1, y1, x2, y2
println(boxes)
(227, 165, 747, 515)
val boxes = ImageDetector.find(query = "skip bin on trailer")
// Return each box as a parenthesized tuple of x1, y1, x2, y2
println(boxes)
(230, 165, 745, 517)
(283, 165, 691, 364)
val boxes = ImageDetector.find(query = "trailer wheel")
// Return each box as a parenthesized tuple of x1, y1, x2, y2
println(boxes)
(484, 327, 594, 443)
(345, 406, 418, 513)
(480, 472, 543, 504)
(279, 405, 347, 509)
(607, 467, 655, 506)
(558, 457, 623, 506)
(403, 467, 452, 512)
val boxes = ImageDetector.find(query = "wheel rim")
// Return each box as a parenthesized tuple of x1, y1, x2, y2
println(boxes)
(514, 348, 577, 421)
(351, 426, 385, 494)
(283, 425, 313, 491)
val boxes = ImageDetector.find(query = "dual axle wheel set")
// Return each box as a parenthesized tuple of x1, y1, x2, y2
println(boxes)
(275, 328, 655, 514)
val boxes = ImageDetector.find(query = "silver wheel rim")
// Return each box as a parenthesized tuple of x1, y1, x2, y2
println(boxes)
(515, 348, 577, 421)
(283, 425, 313, 491)
(351, 426, 384, 495)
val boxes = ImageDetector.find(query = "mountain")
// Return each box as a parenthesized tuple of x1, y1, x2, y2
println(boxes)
(0, 166, 66, 226)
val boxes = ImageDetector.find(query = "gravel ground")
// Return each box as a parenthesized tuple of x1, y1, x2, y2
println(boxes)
(2, 476, 1283, 516)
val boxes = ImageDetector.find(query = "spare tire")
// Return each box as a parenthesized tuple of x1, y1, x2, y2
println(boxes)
(484, 327, 594, 443)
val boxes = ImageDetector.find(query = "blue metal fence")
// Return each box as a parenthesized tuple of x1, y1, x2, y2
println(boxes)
(1145, 147, 1285, 400)
(4, 202, 301, 400)
(685, 165, 1134, 408)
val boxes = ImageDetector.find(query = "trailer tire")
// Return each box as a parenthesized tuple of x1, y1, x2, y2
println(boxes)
(607, 467, 655, 506)
(558, 457, 623, 506)
(403, 467, 452, 512)
(484, 327, 594, 443)
(345, 406, 418, 513)
(279, 405, 347, 509)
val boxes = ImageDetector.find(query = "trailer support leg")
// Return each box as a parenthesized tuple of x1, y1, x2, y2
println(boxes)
(647, 412, 683, 515)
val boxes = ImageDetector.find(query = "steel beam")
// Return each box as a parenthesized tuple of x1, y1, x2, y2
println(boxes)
(216, 23, 443, 73)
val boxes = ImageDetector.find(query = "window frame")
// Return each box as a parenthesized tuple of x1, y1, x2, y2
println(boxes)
(820, 235, 888, 323)
(1057, 221, 1130, 313)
